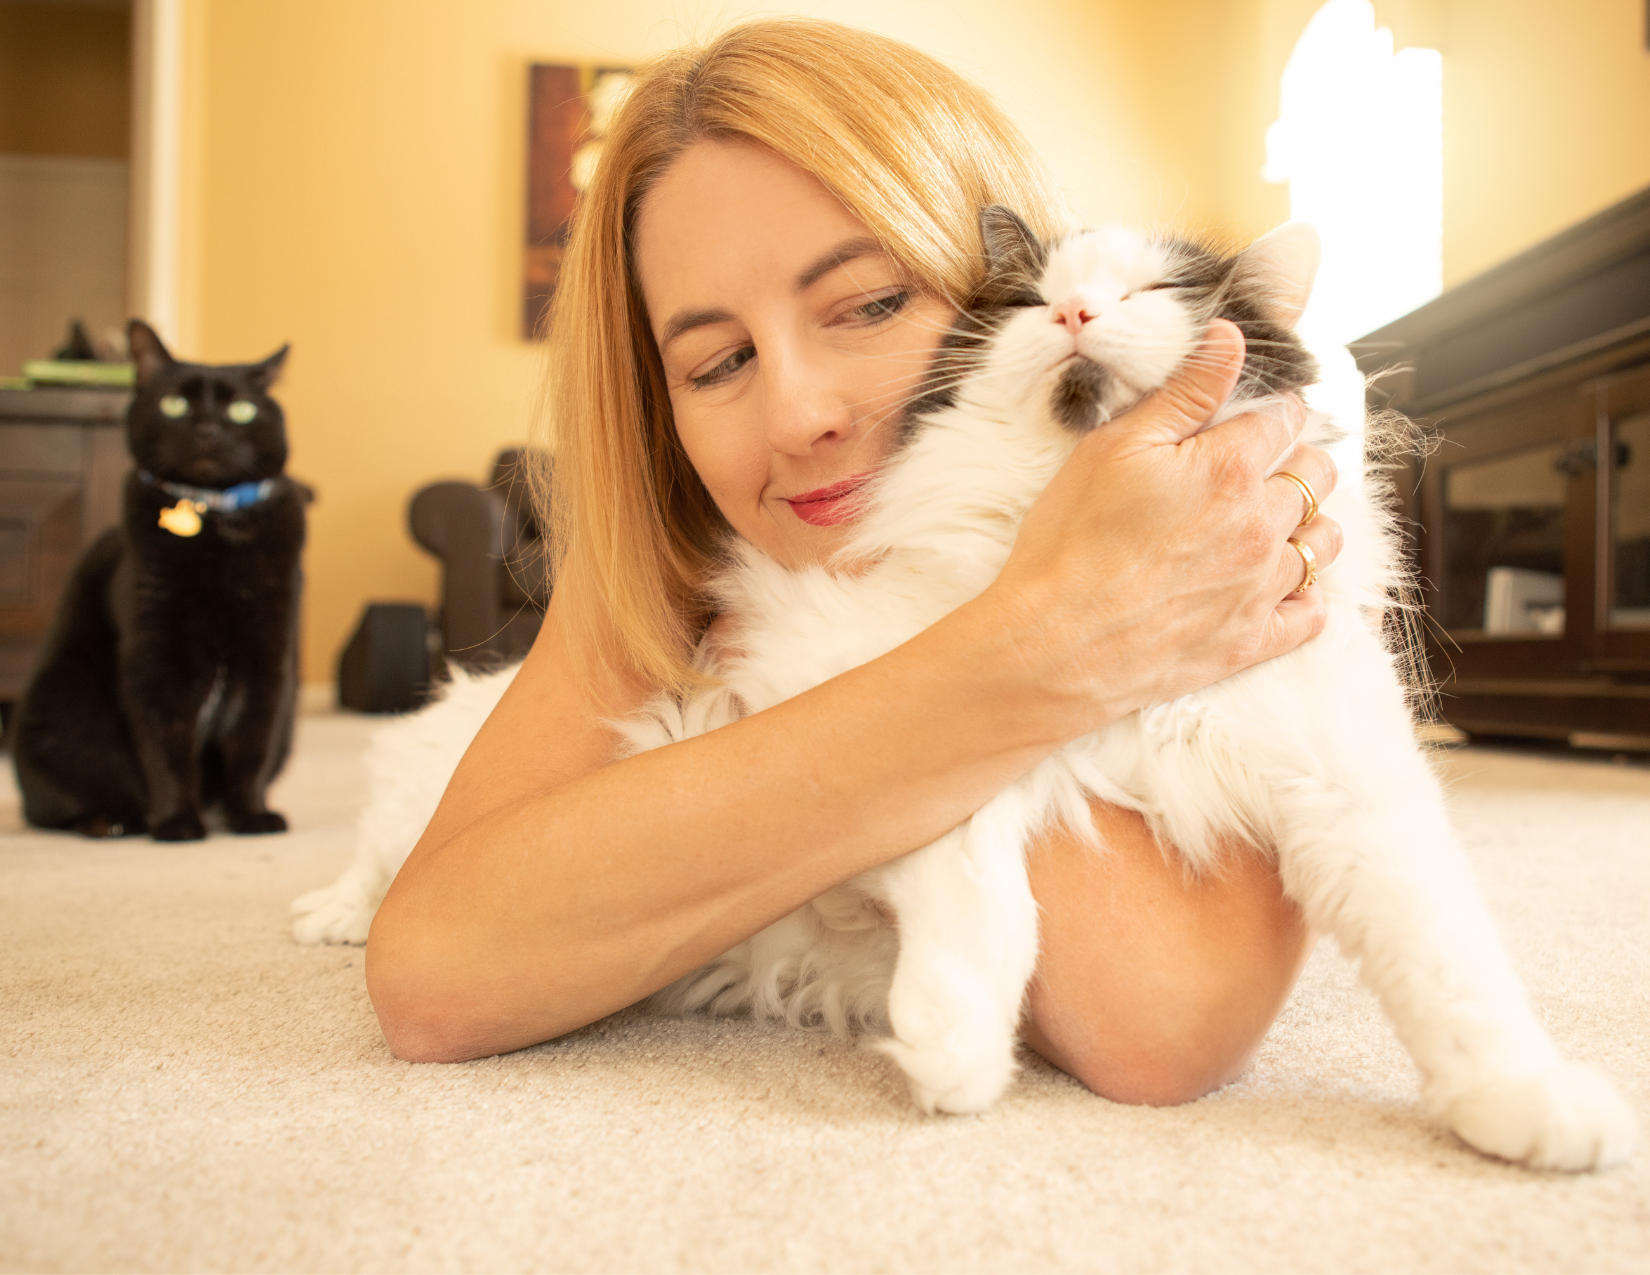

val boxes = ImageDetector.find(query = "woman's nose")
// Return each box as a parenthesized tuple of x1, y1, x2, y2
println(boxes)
(760, 346, 854, 454)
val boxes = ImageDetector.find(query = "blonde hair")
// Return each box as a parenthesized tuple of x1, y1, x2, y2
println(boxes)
(538, 17, 1065, 698)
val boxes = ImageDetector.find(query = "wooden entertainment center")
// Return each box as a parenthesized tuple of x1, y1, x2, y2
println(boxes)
(1359, 186, 1650, 747)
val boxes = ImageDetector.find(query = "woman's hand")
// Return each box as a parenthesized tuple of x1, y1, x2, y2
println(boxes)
(986, 318, 1342, 739)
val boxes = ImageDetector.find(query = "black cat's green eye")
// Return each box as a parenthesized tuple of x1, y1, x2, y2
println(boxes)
(227, 400, 258, 424)
(159, 395, 189, 418)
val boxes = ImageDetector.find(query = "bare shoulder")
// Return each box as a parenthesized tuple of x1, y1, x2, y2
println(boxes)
(414, 584, 656, 852)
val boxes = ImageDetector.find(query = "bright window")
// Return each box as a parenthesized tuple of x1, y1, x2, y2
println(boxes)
(1265, 0, 1442, 354)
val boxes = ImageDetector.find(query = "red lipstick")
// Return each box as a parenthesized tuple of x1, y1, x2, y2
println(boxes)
(784, 474, 872, 527)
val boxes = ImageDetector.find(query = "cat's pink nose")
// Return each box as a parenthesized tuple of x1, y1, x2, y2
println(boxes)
(1052, 298, 1094, 335)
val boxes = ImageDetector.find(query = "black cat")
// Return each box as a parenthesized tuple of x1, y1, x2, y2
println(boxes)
(13, 320, 306, 841)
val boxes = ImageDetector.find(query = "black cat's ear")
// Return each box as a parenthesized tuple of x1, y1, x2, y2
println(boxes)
(127, 319, 175, 388)
(979, 205, 1046, 279)
(246, 344, 290, 392)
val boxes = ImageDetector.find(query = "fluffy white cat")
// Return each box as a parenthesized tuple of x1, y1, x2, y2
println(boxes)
(290, 663, 519, 947)
(295, 211, 1636, 1171)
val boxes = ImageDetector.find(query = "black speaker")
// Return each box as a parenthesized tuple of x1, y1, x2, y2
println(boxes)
(338, 602, 431, 713)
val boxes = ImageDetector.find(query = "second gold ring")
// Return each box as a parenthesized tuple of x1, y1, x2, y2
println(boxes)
(1287, 536, 1318, 593)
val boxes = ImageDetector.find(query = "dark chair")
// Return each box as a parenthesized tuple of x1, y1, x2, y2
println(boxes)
(408, 448, 552, 671)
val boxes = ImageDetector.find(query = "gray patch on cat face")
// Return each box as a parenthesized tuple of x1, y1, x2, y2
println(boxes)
(899, 207, 1050, 438)
(1051, 357, 1111, 433)
(1151, 239, 1320, 399)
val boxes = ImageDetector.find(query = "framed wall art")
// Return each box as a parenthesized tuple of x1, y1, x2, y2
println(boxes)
(523, 63, 633, 339)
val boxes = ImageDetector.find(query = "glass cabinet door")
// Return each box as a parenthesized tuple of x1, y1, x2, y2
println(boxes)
(1441, 442, 1568, 636)
(1610, 409, 1650, 631)
(1419, 357, 1650, 684)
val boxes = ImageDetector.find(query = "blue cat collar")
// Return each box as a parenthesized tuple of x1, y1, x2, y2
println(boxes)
(139, 471, 279, 512)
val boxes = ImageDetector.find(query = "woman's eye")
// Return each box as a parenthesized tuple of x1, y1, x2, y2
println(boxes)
(159, 395, 189, 418)
(227, 400, 258, 424)
(851, 291, 910, 322)
(689, 345, 755, 389)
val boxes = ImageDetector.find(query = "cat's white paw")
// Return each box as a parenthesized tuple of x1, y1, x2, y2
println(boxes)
(290, 881, 377, 945)
(876, 1032, 1017, 1115)
(1437, 1063, 1638, 1171)
(876, 997, 1018, 1115)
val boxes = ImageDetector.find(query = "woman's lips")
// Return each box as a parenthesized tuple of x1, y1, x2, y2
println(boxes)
(784, 474, 871, 527)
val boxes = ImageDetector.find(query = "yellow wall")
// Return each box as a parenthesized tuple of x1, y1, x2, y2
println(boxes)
(0, 1, 130, 157)
(1436, 0, 1650, 286)
(174, 0, 1650, 686)
(1098, 1, 1291, 245)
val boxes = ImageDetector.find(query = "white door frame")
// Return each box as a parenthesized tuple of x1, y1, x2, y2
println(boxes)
(127, 0, 184, 345)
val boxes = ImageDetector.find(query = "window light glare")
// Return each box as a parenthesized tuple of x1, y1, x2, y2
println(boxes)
(1265, 0, 1443, 349)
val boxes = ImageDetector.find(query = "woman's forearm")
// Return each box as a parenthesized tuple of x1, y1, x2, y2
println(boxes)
(366, 588, 1071, 1063)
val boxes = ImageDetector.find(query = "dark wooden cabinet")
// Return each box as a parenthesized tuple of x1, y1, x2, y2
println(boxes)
(1359, 186, 1650, 747)
(0, 387, 131, 703)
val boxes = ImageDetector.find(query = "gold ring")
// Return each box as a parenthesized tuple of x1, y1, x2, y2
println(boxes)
(1287, 536, 1317, 593)
(1275, 470, 1318, 525)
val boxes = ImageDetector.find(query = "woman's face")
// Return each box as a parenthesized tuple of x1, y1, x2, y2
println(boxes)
(633, 139, 954, 568)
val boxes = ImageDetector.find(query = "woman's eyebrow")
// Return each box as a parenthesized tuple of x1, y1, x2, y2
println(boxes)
(794, 236, 884, 291)
(661, 307, 735, 349)
(658, 237, 887, 350)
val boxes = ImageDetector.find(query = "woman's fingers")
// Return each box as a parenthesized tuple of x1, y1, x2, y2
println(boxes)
(1262, 588, 1330, 662)
(1113, 320, 1246, 449)
(1261, 441, 1340, 601)
(1273, 513, 1342, 600)
(994, 314, 1354, 730)
(1265, 443, 1338, 530)
(1191, 384, 1308, 470)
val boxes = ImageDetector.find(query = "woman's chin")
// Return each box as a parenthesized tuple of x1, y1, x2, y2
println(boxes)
(745, 512, 856, 570)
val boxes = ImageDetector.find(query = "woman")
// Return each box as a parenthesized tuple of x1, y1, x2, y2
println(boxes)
(367, 18, 1343, 1106)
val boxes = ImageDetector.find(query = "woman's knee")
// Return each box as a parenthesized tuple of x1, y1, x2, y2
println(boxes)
(1024, 974, 1287, 1106)
(1022, 804, 1315, 1106)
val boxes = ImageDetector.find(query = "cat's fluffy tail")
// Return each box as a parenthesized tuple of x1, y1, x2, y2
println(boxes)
(291, 663, 518, 944)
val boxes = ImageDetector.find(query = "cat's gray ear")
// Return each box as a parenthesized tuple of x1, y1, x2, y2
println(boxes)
(126, 319, 174, 388)
(247, 344, 290, 391)
(979, 205, 1045, 277)
(1237, 222, 1320, 329)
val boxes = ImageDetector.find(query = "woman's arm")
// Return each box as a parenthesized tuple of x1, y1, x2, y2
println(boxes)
(366, 322, 1339, 1063)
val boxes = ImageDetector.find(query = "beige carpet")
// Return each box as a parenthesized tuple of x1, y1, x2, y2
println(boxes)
(2, 713, 1647, 1275)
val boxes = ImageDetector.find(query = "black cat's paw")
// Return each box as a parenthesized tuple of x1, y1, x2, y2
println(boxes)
(151, 812, 208, 841)
(228, 809, 288, 836)
(71, 814, 145, 839)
